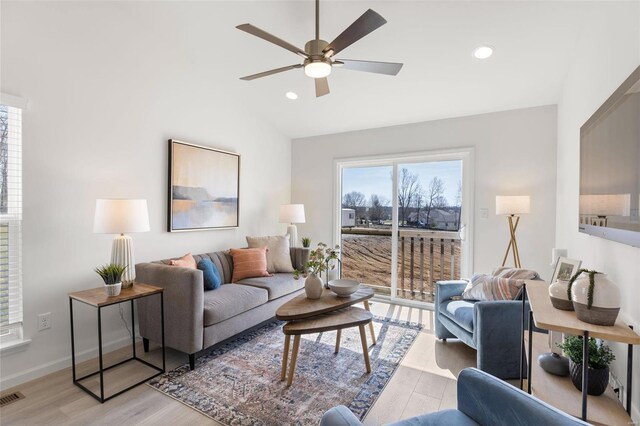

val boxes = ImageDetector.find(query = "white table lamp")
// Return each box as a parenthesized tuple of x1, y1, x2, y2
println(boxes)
(94, 199, 150, 286)
(279, 204, 305, 247)
(496, 195, 530, 268)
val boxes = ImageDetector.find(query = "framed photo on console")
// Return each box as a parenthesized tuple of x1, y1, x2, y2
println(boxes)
(168, 139, 240, 232)
(551, 257, 581, 282)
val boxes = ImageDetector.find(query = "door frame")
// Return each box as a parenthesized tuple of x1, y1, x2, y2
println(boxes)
(333, 147, 475, 308)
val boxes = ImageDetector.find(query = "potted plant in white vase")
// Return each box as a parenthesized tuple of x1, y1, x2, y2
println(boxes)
(95, 263, 127, 296)
(558, 335, 615, 396)
(293, 243, 339, 299)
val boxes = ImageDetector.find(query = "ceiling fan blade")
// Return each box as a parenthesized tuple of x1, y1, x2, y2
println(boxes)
(237, 24, 308, 57)
(324, 9, 387, 57)
(335, 59, 403, 76)
(240, 64, 302, 81)
(315, 77, 330, 97)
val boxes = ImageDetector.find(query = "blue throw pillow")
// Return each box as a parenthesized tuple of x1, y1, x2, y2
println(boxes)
(197, 258, 221, 290)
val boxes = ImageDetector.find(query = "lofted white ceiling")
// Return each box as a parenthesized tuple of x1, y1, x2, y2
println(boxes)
(224, 1, 597, 138)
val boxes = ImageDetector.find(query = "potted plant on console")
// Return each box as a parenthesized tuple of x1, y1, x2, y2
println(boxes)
(95, 263, 127, 296)
(293, 243, 339, 299)
(558, 335, 615, 396)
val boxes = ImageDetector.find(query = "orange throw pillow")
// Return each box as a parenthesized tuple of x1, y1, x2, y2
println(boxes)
(230, 247, 271, 282)
(170, 253, 197, 269)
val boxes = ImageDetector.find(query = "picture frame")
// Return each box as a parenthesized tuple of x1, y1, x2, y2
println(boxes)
(168, 139, 240, 232)
(551, 257, 582, 283)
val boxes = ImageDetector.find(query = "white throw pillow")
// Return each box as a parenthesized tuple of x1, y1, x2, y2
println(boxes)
(246, 235, 294, 273)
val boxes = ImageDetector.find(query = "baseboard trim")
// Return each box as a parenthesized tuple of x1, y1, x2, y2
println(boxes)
(0, 336, 135, 391)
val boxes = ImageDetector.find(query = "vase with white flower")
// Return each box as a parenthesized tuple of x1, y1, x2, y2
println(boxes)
(293, 243, 340, 299)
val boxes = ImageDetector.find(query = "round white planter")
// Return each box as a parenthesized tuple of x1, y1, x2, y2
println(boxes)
(549, 279, 574, 310)
(104, 282, 122, 297)
(571, 272, 620, 326)
(304, 274, 323, 299)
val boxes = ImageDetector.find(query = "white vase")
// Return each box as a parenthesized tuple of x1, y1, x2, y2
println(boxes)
(571, 272, 620, 326)
(305, 274, 324, 299)
(549, 279, 574, 310)
(104, 282, 122, 296)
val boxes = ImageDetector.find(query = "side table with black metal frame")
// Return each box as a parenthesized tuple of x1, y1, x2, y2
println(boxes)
(69, 282, 165, 403)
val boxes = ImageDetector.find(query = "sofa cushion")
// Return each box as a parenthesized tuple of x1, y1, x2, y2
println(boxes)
(203, 284, 268, 326)
(389, 409, 479, 426)
(439, 299, 476, 333)
(237, 273, 304, 301)
(194, 252, 233, 284)
(169, 253, 196, 269)
(246, 235, 294, 273)
(230, 247, 271, 282)
(198, 258, 221, 291)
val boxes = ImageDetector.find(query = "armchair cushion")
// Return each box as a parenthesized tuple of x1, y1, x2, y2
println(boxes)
(203, 284, 268, 326)
(390, 409, 478, 426)
(439, 299, 476, 333)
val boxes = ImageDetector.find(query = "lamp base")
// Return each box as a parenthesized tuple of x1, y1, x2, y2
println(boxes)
(111, 234, 135, 287)
(286, 224, 298, 248)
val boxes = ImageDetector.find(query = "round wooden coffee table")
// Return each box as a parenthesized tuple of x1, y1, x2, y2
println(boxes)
(276, 287, 376, 386)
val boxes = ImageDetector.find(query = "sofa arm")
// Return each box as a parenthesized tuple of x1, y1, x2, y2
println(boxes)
(320, 406, 362, 426)
(457, 368, 589, 425)
(474, 300, 530, 379)
(290, 247, 310, 271)
(135, 262, 205, 355)
(435, 280, 468, 304)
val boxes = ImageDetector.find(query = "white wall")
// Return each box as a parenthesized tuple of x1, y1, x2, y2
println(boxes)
(0, 2, 291, 389)
(292, 105, 557, 280)
(555, 1, 640, 420)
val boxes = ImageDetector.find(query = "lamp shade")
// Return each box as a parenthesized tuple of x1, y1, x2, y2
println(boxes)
(496, 195, 530, 215)
(279, 204, 305, 224)
(579, 194, 630, 216)
(93, 199, 150, 234)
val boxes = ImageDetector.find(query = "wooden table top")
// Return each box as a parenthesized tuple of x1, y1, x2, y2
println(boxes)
(276, 286, 374, 321)
(526, 280, 640, 345)
(283, 307, 373, 335)
(68, 282, 163, 307)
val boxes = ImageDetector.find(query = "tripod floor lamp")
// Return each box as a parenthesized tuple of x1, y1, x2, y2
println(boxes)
(496, 195, 530, 268)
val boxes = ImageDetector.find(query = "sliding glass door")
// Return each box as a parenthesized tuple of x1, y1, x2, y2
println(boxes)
(336, 150, 472, 305)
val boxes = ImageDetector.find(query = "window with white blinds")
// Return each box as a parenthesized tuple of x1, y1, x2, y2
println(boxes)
(0, 103, 22, 343)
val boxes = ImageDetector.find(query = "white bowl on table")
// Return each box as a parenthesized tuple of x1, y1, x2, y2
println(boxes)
(328, 279, 360, 297)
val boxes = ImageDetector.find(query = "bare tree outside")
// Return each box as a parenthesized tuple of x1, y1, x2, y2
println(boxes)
(424, 176, 445, 227)
(397, 168, 420, 225)
(342, 190, 367, 220)
(369, 194, 389, 223)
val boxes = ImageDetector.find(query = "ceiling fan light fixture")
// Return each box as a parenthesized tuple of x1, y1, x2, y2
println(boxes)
(473, 46, 494, 59)
(304, 61, 331, 78)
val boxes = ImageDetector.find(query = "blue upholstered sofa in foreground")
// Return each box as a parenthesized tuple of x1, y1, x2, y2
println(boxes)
(320, 368, 589, 426)
(435, 279, 539, 379)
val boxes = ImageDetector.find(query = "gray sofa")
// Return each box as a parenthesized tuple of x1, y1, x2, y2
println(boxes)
(135, 247, 309, 369)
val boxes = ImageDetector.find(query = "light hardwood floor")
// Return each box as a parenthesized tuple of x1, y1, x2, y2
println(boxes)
(0, 300, 631, 425)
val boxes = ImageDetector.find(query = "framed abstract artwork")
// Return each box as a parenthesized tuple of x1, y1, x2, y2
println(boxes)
(168, 139, 240, 232)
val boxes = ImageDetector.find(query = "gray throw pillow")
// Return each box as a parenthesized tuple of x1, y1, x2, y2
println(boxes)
(246, 235, 294, 273)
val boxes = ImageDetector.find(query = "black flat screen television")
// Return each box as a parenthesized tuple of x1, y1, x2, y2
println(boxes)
(579, 65, 640, 247)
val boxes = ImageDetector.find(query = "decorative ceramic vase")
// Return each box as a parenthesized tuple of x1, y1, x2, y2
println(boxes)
(104, 282, 122, 296)
(538, 352, 570, 376)
(549, 279, 574, 310)
(568, 360, 609, 396)
(571, 272, 620, 326)
(305, 274, 323, 299)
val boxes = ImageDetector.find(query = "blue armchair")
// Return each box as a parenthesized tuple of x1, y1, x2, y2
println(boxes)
(435, 280, 536, 379)
(320, 368, 588, 426)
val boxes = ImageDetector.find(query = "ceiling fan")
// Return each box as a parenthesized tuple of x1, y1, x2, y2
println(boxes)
(236, 0, 403, 97)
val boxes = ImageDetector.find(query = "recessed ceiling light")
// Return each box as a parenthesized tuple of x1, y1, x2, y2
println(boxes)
(473, 46, 494, 59)
(285, 91, 298, 100)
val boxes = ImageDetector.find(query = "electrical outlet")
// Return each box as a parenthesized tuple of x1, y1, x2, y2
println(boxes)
(38, 312, 51, 331)
(480, 208, 489, 219)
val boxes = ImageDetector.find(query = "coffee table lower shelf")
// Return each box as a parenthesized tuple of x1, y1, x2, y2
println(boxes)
(525, 331, 632, 426)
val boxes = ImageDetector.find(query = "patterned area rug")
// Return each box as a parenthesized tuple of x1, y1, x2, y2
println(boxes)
(148, 316, 422, 425)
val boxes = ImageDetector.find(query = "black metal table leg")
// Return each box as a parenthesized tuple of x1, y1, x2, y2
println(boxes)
(131, 299, 136, 358)
(628, 325, 634, 416)
(161, 292, 166, 372)
(70, 298, 76, 382)
(98, 306, 104, 403)
(582, 330, 589, 421)
(520, 283, 527, 390)
(528, 310, 533, 394)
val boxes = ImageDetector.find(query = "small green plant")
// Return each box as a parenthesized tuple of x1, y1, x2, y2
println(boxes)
(301, 237, 312, 248)
(557, 335, 615, 369)
(293, 242, 340, 279)
(566, 269, 601, 308)
(95, 263, 127, 285)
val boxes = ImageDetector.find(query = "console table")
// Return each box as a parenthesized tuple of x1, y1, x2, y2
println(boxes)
(69, 283, 165, 403)
(521, 280, 640, 421)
